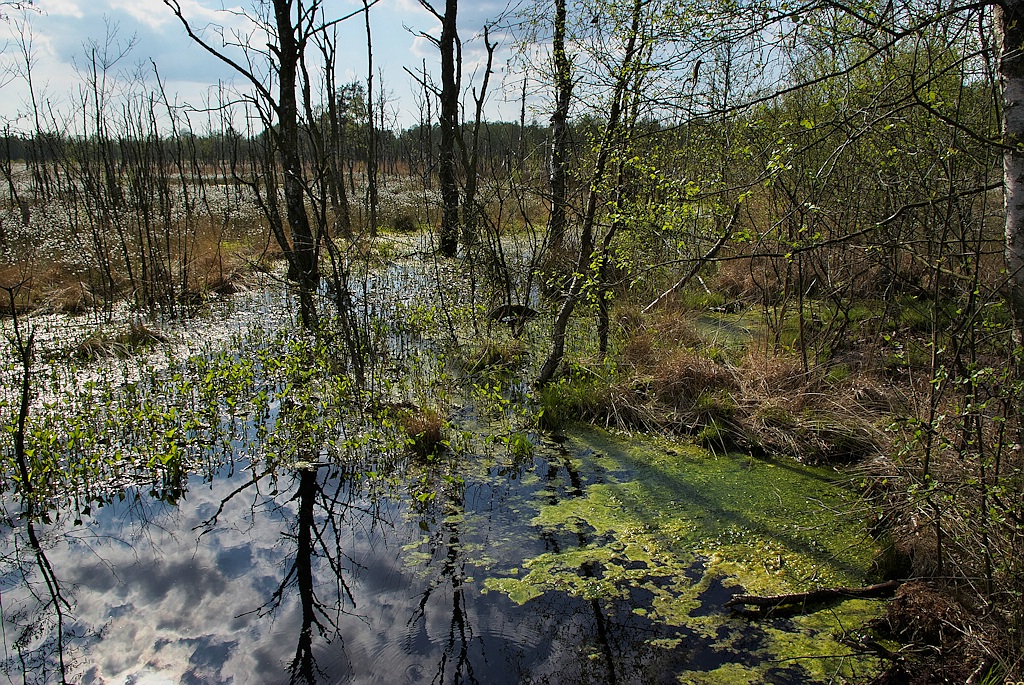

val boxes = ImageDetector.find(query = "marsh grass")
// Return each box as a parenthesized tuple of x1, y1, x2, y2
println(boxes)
(460, 338, 526, 374)
(541, 301, 886, 466)
(397, 406, 447, 459)
(0, 261, 111, 315)
(74, 322, 170, 360)
(533, 284, 1022, 677)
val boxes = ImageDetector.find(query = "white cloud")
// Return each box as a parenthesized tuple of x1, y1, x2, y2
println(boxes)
(390, 0, 435, 20)
(106, 0, 173, 30)
(37, 0, 84, 17)
(129, 0, 257, 35)
(409, 31, 439, 60)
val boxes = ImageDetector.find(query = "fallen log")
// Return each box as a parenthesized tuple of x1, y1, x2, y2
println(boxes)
(725, 579, 901, 610)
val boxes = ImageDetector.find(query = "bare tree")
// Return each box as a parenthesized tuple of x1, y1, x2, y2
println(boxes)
(418, 0, 461, 257)
(163, 0, 374, 326)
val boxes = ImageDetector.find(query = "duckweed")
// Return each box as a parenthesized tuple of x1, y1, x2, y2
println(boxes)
(485, 427, 885, 682)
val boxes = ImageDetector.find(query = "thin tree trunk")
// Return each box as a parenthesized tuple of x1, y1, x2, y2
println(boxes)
(999, 0, 1024, 349)
(364, 0, 379, 238)
(536, 0, 644, 387)
(460, 27, 495, 249)
(274, 0, 319, 327)
(547, 0, 571, 253)
(437, 0, 460, 256)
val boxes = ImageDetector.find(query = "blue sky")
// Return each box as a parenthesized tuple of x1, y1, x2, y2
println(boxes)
(0, 0, 538, 132)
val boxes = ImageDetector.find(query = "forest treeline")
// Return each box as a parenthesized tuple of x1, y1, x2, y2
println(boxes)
(2, 0, 1023, 680)
(0, 119, 552, 179)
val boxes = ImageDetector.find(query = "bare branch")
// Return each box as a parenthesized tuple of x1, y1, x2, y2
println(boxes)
(161, 0, 275, 108)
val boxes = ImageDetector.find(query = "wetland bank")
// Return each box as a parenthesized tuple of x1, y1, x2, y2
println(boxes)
(2, 253, 889, 684)
(4, 0, 1024, 681)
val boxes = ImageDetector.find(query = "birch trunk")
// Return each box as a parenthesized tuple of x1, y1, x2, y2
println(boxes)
(547, 0, 571, 253)
(998, 1, 1024, 346)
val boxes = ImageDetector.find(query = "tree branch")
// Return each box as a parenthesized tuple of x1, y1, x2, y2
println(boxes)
(162, 0, 275, 108)
(643, 203, 741, 313)
(725, 579, 901, 611)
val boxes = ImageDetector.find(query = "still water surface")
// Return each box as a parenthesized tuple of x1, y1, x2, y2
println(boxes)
(1, 427, 879, 683)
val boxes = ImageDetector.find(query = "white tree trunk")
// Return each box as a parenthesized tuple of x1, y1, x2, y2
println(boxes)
(998, 2, 1024, 344)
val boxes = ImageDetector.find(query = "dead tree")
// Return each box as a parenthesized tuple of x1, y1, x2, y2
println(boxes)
(418, 0, 462, 257)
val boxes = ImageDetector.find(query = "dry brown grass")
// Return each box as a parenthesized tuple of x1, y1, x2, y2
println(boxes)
(74, 322, 170, 360)
(398, 406, 447, 459)
(714, 255, 761, 300)
(189, 248, 251, 297)
(737, 346, 811, 396)
(618, 304, 711, 369)
(648, 348, 738, 410)
(0, 260, 113, 315)
(576, 303, 890, 464)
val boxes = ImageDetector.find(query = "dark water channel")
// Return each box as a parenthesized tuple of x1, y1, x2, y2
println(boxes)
(1, 256, 885, 684)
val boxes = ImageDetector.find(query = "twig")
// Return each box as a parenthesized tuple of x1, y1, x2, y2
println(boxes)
(643, 202, 741, 313)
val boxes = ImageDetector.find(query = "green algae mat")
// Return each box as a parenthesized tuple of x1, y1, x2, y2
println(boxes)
(485, 427, 887, 683)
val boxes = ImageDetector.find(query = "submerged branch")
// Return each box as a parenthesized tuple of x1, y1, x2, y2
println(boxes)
(725, 579, 902, 612)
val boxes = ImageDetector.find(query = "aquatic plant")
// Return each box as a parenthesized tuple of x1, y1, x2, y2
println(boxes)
(397, 405, 448, 459)
(484, 428, 885, 682)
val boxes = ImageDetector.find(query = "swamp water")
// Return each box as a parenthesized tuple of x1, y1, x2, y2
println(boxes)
(1, 260, 886, 684)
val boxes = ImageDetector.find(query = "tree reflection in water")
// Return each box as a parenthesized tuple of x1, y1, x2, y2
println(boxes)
(1, 378, 846, 685)
(406, 469, 477, 685)
(0, 433, 815, 684)
(1, 505, 75, 684)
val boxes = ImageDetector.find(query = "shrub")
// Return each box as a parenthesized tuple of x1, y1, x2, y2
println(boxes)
(392, 212, 417, 233)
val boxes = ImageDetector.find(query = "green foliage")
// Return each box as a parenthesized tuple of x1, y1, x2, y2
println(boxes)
(536, 376, 610, 430)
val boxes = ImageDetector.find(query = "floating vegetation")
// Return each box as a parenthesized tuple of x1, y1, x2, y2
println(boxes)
(1, 251, 894, 683)
(485, 428, 886, 682)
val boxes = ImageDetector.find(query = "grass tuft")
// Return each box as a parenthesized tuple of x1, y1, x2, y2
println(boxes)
(74, 322, 170, 360)
(398, 406, 447, 459)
